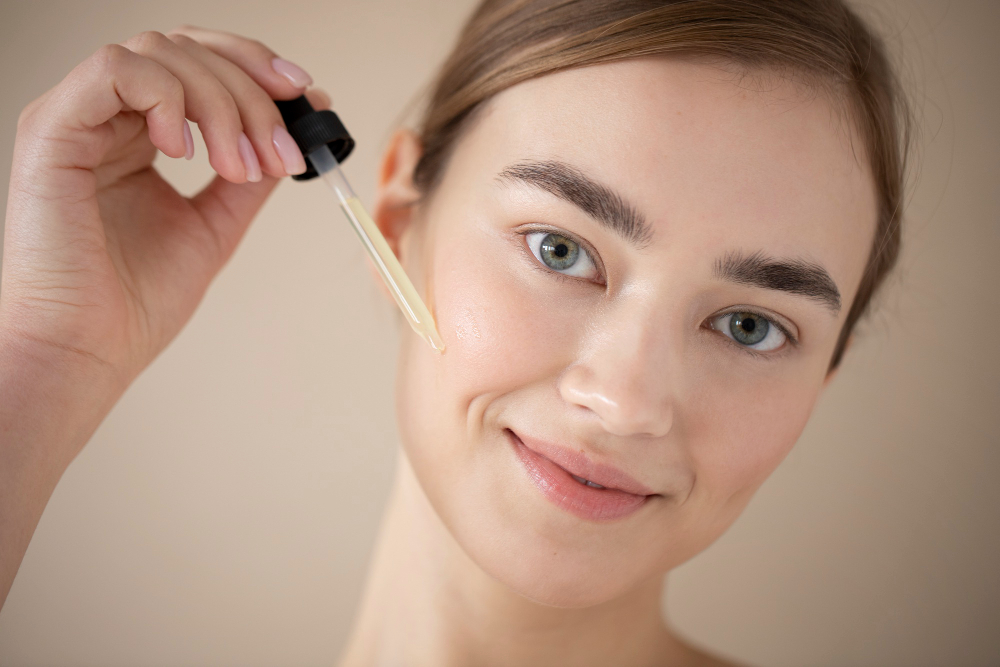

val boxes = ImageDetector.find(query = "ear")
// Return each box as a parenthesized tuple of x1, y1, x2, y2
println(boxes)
(822, 334, 853, 390)
(365, 128, 424, 306)
(372, 128, 423, 258)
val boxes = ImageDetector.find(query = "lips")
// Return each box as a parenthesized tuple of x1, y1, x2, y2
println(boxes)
(507, 429, 656, 522)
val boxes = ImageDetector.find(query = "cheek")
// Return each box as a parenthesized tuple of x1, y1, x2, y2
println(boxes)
(683, 360, 821, 519)
(429, 235, 581, 399)
(394, 229, 575, 493)
(634, 362, 821, 572)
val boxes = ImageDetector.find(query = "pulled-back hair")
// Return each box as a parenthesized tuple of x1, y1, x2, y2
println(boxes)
(413, 0, 911, 369)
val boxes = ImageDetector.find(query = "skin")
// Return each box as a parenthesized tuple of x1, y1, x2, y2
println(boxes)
(0, 26, 328, 610)
(344, 59, 875, 665)
(0, 27, 876, 667)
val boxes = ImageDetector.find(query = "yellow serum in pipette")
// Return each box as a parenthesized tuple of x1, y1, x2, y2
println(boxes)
(338, 196, 445, 352)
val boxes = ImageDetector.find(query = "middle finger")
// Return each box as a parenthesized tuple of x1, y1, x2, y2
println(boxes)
(168, 33, 305, 178)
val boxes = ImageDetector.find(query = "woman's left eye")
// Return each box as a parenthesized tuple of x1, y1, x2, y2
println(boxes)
(524, 231, 600, 280)
(709, 311, 788, 352)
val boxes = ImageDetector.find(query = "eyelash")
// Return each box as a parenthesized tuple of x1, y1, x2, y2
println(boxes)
(514, 226, 799, 357)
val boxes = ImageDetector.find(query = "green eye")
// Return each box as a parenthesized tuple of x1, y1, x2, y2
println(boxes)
(709, 311, 787, 352)
(730, 312, 768, 345)
(540, 233, 579, 270)
(525, 231, 600, 280)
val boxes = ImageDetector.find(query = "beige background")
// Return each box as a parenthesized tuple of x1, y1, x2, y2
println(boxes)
(0, 1, 997, 665)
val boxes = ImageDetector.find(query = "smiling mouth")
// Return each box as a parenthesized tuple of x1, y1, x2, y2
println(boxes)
(505, 429, 655, 522)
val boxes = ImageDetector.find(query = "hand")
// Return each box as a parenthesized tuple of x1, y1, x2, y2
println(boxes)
(1, 26, 329, 390)
(0, 27, 329, 609)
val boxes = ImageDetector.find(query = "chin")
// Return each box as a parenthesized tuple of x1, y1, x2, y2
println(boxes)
(478, 549, 646, 609)
(401, 430, 665, 610)
(462, 484, 678, 608)
(449, 495, 654, 608)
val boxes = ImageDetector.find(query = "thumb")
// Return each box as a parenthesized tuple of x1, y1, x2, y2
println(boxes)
(190, 173, 281, 266)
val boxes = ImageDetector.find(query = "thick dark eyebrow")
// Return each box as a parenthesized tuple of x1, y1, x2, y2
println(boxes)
(715, 251, 842, 313)
(496, 160, 654, 248)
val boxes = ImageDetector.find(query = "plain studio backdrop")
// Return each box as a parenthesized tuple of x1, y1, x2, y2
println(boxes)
(0, 1, 997, 665)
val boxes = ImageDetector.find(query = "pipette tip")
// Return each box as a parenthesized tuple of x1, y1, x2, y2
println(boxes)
(425, 329, 446, 353)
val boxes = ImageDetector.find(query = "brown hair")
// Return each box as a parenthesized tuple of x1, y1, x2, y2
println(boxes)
(413, 0, 911, 369)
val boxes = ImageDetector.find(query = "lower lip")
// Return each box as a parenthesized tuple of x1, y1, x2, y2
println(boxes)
(508, 430, 651, 522)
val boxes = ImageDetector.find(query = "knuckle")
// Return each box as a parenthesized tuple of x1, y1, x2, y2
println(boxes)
(16, 94, 47, 128)
(167, 32, 196, 48)
(16, 103, 35, 131)
(94, 43, 129, 68)
(128, 30, 170, 54)
(90, 43, 131, 78)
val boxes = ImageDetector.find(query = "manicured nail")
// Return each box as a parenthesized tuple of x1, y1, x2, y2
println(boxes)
(182, 120, 194, 160)
(238, 132, 261, 183)
(271, 57, 312, 88)
(272, 125, 307, 175)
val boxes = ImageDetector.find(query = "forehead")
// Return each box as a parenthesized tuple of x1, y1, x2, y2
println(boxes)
(453, 56, 877, 296)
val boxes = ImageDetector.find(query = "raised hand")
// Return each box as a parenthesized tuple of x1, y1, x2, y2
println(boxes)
(0, 26, 330, 609)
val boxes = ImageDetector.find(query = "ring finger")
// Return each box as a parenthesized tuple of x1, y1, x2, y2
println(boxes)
(167, 33, 305, 178)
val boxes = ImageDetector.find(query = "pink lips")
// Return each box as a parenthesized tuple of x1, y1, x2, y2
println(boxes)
(507, 429, 655, 522)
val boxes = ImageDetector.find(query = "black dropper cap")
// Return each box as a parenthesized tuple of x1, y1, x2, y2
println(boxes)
(275, 95, 355, 181)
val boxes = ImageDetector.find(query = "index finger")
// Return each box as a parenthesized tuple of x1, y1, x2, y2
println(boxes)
(166, 25, 312, 101)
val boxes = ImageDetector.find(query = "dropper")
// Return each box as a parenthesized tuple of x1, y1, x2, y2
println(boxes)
(275, 96, 445, 352)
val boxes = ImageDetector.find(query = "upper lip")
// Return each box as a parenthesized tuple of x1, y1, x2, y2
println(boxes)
(509, 429, 658, 496)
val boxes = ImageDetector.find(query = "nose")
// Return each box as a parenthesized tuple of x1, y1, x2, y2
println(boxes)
(557, 305, 675, 438)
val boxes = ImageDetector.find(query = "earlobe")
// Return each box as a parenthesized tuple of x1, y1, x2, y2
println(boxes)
(372, 128, 424, 259)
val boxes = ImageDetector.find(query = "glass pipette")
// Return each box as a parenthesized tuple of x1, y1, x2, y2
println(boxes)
(307, 144, 445, 352)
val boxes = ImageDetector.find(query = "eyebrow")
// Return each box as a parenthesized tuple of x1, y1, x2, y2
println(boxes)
(715, 251, 842, 313)
(496, 160, 654, 248)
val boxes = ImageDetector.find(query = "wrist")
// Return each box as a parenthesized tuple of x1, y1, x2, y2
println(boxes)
(0, 326, 126, 472)
(0, 326, 126, 610)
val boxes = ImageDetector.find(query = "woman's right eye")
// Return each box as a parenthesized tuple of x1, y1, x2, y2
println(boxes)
(525, 231, 601, 281)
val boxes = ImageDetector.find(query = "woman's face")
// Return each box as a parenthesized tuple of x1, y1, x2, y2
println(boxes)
(388, 57, 876, 607)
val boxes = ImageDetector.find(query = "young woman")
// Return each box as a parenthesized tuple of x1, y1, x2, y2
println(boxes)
(0, 1, 909, 664)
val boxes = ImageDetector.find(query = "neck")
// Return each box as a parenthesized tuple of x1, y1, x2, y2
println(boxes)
(337, 447, 697, 667)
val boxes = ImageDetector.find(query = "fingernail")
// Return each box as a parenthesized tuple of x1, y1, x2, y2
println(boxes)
(238, 132, 261, 183)
(271, 57, 312, 88)
(182, 120, 194, 160)
(272, 125, 307, 175)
